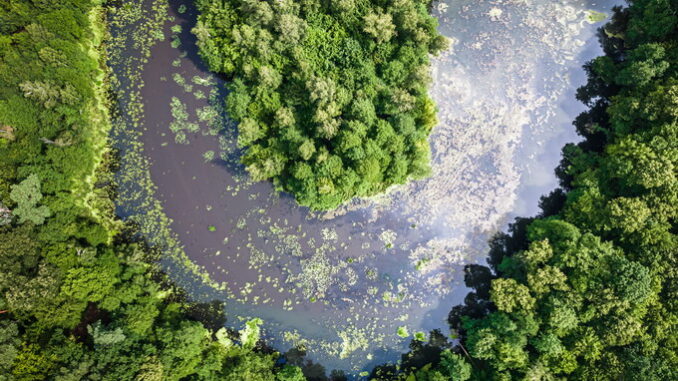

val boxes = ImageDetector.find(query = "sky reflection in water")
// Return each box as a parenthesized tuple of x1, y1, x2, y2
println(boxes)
(122, 0, 621, 374)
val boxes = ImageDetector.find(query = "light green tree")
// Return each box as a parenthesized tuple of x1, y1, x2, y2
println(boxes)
(238, 118, 264, 147)
(88, 323, 126, 347)
(363, 12, 396, 43)
(299, 139, 315, 160)
(490, 278, 535, 313)
(276, 364, 305, 381)
(276, 14, 306, 44)
(10, 174, 50, 225)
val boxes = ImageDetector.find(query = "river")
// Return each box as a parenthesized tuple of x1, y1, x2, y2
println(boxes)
(111, 0, 621, 375)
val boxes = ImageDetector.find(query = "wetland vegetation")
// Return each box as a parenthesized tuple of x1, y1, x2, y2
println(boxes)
(0, 1, 304, 380)
(0, 0, 675, 380)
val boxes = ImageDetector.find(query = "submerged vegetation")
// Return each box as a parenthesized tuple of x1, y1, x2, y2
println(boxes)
(194, 0, 447, 210)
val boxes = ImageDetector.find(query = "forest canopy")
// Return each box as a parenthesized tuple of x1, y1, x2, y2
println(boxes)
(194, 0, 447, 210)
(0, 1, 305, 379)
(0, 0, 675, 379)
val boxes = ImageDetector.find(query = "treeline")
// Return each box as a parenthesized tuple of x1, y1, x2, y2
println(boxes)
(0, 1, 305, 380)
(2, 0, 675, 379)
(194, 0, 447, 210)
(371, 0, 677, 379)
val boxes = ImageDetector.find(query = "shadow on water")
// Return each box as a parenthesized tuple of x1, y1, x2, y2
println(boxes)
(167, 0, 208, 72)
(166, 0, 251, 178)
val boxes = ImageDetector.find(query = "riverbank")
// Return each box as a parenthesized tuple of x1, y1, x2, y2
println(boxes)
(117, 0, 627, 374)
(0, 1, 304, 379)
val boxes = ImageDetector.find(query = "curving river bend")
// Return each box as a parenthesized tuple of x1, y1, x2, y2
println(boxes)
(112, 0, 621, 375)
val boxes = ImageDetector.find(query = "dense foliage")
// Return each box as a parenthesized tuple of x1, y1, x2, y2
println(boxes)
(0, 1, 304, 379)
(194, 0, 447, 209)
(2, 0, 675, 379)
(371, 0, 677, 379)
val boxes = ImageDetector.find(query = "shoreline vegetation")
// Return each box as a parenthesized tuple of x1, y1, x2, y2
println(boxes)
(369, 0, 677, 379)
(0, 1, 304, 380)
(0, 0, 675, 380)
(107, 0, 231, 296)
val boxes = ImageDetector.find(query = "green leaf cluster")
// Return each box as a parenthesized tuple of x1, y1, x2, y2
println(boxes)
(447, 1, 677, 379)
(194, 0, 447, 209)
(0, 1, 304, 380)
(372, 1, 677, 379)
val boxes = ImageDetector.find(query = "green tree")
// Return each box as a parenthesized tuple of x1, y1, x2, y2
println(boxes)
(363, 12, 396, 43)
(0, 203, 11, 226)
(9, 174, 50, 225)
(195, 0, 444, 210)
(276, 364, 306, 381)
(0, 321, 19, 381)
(438, 350, 471, 381)
(490, 278, 535, 313)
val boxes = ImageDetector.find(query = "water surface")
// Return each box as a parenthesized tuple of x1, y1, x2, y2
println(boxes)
(114, 0, 620, 374)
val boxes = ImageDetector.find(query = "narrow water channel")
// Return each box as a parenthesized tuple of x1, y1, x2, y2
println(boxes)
(113, 0, 621, 374)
